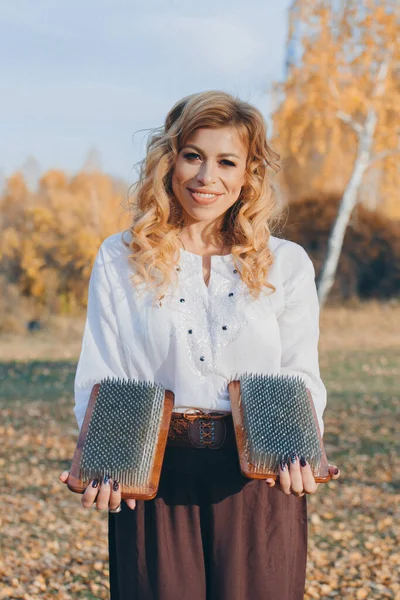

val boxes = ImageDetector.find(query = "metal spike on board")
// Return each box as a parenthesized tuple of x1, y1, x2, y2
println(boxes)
(238, 373, 322, 475)
(76, 377, 169, 494)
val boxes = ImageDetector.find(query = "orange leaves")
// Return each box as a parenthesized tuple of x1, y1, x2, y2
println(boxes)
(0, 169, 131, 317)
(0, 227, 20, 259)
(273, 0, 400, 215)
(3, 172, 27, 201)
(39, 170, 68, 191)
(1, 336, 400, 598)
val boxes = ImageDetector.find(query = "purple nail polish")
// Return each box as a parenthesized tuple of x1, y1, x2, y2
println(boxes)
(91, 479, 99, 488)
(300, 456, 307, 467)
(290, 453, 298, 464)
(113, 480, 119, 491)
(280, 460, 287, 471)
(103, 475, 110, 485)
(334, 468, 339, 475)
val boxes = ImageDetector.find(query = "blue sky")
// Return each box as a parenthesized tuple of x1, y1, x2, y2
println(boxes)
(0, 0, 291, 185)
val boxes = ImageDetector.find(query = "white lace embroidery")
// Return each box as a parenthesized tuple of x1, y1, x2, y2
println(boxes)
(210, 275, 251, 367)
(173, 253, 211, 377)
(169, 253, 254, 378)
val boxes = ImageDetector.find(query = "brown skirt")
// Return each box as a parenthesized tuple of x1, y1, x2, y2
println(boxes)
(108, 434, 308, 600)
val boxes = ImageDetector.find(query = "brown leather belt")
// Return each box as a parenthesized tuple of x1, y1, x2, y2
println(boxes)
(167, 410, 236, 450)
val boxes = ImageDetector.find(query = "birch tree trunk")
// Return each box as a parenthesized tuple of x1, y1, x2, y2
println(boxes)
(317, 53, 391, 307)
(317, 109, 377, 307)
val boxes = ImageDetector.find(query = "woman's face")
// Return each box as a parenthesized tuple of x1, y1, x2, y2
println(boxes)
(171, 126, 248, 225)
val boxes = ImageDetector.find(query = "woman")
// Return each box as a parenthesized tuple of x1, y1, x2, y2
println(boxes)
(60, 90, 340, 600)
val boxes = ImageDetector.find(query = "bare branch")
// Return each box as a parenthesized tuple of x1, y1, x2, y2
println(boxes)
(336, 111, 363, 135)
(368, 144, 400, 168)
(373, 61, 390, 99)
(371, 45, 394, 99)
(328, 78, 340, 100)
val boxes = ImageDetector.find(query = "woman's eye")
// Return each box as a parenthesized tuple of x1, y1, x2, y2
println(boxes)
(182, 153, 235, 167)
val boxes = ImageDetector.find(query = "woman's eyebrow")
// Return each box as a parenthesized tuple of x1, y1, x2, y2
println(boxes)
(183, 144, 241, 159)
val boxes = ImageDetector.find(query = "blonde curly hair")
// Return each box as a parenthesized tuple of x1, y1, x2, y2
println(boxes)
(123, 90, 280, 298)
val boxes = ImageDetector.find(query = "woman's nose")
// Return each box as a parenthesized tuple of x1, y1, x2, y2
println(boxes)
(196, 160, 218, 185)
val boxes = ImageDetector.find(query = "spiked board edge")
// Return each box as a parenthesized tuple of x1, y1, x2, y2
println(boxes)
(228, 380, 332, 483)
(67, 383, 175, 499)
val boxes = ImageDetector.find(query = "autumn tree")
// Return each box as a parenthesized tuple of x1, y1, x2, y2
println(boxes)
(0, 170, 130, 314)
(273, 0, 400, 305)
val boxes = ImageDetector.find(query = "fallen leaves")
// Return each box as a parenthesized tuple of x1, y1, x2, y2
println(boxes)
(0, 351, 399, 599)
(305, 349, 400, 599)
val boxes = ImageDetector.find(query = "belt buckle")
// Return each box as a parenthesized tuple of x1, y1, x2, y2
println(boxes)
(187, 414, 227, 450)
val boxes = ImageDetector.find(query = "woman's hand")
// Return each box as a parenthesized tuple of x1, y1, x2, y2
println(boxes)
(265, 456, 340, 496)
(58, 471, 136, 510)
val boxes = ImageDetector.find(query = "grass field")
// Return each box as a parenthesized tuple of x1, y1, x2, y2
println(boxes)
(0, 305, 399, 599)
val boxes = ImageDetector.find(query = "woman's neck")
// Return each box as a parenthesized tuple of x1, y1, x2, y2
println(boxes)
(178, 220, 229, 256)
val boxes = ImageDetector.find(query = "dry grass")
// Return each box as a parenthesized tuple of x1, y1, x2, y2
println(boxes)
(0, 301, 398, 362)
(0, 316, 85, 362)
(0, 347, 399, 599)
(0, 301, 399, 599)
(320, 301, 400, 352)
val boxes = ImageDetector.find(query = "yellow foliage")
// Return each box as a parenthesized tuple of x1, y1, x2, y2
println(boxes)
(39, 170, 68, 191)
(273, 0, 400, 219)
(0, 169, 131, 312)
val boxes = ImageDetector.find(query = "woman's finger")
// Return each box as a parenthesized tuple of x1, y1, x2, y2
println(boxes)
(329, 464, 341, 480)
(289, 454, 304, 495)
(96, 476, 112, 510)
(278, 460, 291, 495)
(299, 458, 318, 494)
(58, 471, 69, 484)
(125, 499, 136, 510)
(109, 480, 122, 511)
(81, 478, 100, 508)
(265, 478, 276, 487)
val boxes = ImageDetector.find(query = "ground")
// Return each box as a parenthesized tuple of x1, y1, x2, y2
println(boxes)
(0, 302, 399, 599)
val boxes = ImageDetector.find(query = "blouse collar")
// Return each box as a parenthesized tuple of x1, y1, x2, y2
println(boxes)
(179, 248, 234, 264)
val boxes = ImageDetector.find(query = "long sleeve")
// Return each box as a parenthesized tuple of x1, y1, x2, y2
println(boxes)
(73, 244, 129, 431)
(277, 249, 327, 436)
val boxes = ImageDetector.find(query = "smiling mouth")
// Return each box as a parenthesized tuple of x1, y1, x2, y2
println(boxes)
(187, 189, 223, 204)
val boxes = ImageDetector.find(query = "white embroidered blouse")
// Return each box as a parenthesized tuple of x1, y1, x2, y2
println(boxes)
(74, 231, 327, 435)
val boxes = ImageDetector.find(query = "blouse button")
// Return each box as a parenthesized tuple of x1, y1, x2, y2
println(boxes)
(233, 269, 238, 274)
(228, 292, 234, 297)
(222, 325, 228, 331)
(176, 267, 181, 272)
(180, 298, 185, 303)
(199, 356, 205, 362)
(188, 329, 193, 334)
